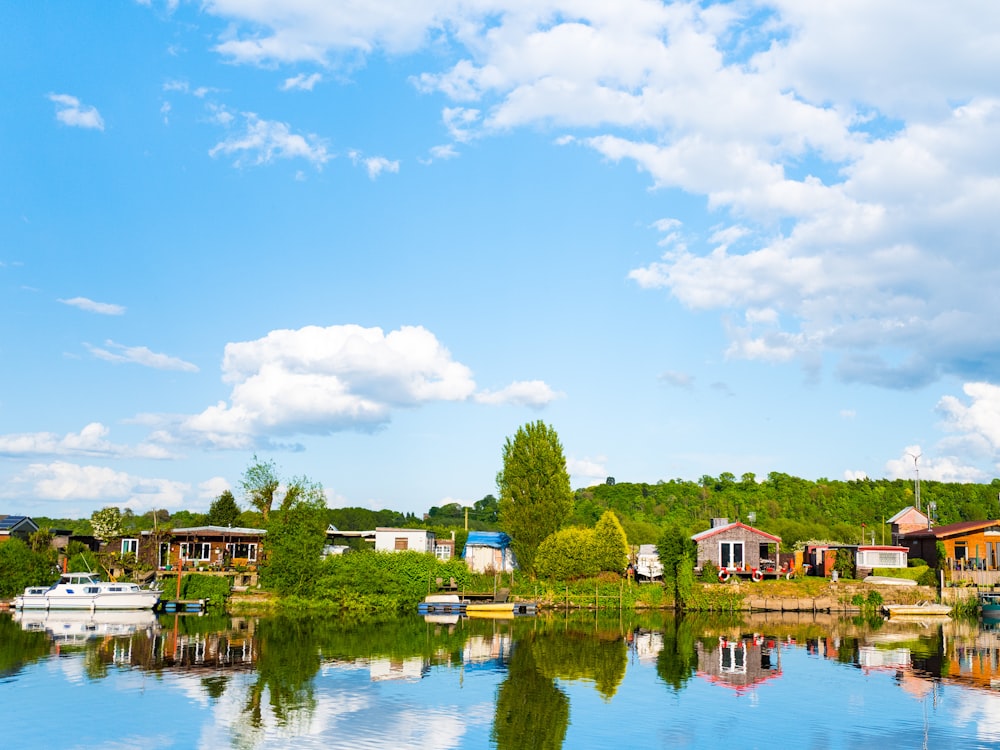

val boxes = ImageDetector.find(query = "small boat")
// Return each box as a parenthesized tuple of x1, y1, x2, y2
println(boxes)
(979, 591, 1000, 618)
(418, 594, 466, 615)
(14, 572, 161, 611)
(882, 601, 952, 619)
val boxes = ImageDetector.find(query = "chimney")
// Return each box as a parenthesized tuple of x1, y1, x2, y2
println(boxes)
(711, 518, 729, 529)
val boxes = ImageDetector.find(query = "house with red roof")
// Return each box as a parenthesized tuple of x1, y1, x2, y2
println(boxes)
(692, 518, 783, 574)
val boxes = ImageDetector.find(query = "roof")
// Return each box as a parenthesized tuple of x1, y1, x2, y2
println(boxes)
(464, 531, 511, 549)
(0, 515, 39, 534)
(900, 519, 1000, 540)
(167, 525, 266, 536)
(691, 521, 781, 544)
(887, 506, 929, 524)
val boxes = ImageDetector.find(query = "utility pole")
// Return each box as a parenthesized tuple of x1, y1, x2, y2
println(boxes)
(907, 451, 922, 512)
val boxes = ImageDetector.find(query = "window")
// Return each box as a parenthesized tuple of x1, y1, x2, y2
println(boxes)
(180, 542, 211, 561)
(719, 541, 744, 570)
(434, 544, 451, 561)
(225, 542, 258, 561)
(954, 542, 968, 561)
(121, 538, 138, 556)
(394, 537, 409, 551)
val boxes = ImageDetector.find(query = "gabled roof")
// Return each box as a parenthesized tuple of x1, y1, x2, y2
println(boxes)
(0, 515, 39, 534)
(691, 521, 781, 544)
(887, 506, 929, 524)
(900, 519, 1000, 540)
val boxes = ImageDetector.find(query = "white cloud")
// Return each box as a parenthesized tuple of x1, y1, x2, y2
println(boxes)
(938, 382, 1000, 456)
(85, 340, 199, 372)
(48, 93, 104, 130)
(179, 324, 480, 446)
(283, 72, 323, 91)
(59, 296, 125, 315)
(885, 444, 988, 484)
(0, 423, 174, 460)
(474, 380, 562, 408)
(199, 476, 231, 500)
(165, 2, 1000, 390)
(568, 456, 608, 486)
(353, 154, 399, 179)
(210, 112, 331, 168)
(6, 461, 190, 510)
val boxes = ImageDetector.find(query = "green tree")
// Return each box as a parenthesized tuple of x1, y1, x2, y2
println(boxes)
(593, 510, 628, 574)
(657, 524, 696, 607)
(260, 476, 328, 596)
(240, 455, 280, 522)
(497, 420, 573, 575)
(207, 490, 242, 527)
(90, 506, 124, 541)
(0, 538, 54, 597)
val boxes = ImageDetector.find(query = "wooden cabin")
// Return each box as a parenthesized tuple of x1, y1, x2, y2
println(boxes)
(900, 519, 1000, 584)
(692, 519, 782, 573)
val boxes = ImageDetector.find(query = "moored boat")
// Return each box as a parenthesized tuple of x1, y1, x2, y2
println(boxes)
(979, 591, 1000, 618)
(882, 601, 952, 619)
(14, 572, 161, 611)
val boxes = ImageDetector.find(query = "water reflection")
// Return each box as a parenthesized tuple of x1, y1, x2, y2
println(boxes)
(3, 608, 1000, 748)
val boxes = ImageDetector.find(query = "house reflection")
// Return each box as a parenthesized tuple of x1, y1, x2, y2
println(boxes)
(696, 634, 783, 693)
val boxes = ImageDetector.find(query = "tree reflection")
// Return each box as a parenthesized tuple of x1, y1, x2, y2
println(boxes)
(493, 634, 569, 750)
(655, 614, 698, 692)
(530, 629, 627, 700)
(0, 615, 50, 678)
(243, 615, 320, 728)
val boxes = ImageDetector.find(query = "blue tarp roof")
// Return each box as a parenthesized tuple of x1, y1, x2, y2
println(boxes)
(463, 531, 511, 555)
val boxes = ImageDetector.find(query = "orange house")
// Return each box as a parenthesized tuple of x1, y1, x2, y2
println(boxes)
(899, 519, 1000, 570)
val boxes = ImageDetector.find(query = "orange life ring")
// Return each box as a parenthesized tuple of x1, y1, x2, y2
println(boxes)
(751, 569, 763, 582)
(718, 569, 731, 583)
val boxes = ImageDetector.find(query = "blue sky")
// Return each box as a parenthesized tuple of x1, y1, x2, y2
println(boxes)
(3, 1, 1000, 519)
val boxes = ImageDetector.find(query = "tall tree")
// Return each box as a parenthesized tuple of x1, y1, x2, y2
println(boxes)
(240, 455, 280, 522)
(260, 476, 328, 596)
(593, 510, 629, 574)
(90, 506, 124, 541)
(496, 420, 573, 575)
(207, 490, 242, 527)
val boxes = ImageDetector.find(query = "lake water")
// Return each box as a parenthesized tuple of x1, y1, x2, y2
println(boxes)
(2, 607, 1000, 749)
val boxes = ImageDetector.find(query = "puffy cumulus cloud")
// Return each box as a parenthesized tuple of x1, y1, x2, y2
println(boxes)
(210, 112, 331, 168)
(182, 2, 1000, 389)
(85, 340, 200, 372)
(58, 296, 125, 315)
(0, 423, 174, 460)
(474, 380, 562, 408)
(937, 383, 1000, 458)
(199, 476, 231, 500)
(48, 93, 104, 130)
(348, 151, 400, 179)
(180, 324, 480, 446)
(8, 461, 191, 510)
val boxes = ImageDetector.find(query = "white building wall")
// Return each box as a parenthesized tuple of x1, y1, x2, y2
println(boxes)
(374, 528, 435, 553)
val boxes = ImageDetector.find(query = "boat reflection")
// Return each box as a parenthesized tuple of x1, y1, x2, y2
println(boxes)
(13, 608, 159, 644)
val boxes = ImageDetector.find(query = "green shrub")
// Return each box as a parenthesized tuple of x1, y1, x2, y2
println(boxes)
(535, 527, 598, 580)
(907, 558, 927, 567)
(699, 561, 719, 583)
(176, 574, 232, 605)
(593, 511, 628, 574)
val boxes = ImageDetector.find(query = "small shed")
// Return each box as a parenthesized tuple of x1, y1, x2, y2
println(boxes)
(692, 519, 781, 572)
(463, 531, 517, 573)
(374, 527, 436, 554)
(900, 519, 1000, 570)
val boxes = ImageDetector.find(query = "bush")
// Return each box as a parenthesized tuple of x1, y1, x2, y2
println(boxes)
(593, 511, 629, 574)
(699, 561, 719, 583)
(176, 574, 232, 606)
(907, 558, 927, 567)
(535, 527, 598, 580)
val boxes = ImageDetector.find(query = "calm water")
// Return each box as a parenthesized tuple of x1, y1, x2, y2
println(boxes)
(2, 607, 1000, 750)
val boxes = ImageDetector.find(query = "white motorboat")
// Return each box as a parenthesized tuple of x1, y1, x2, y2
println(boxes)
(13, 572, 161, 611)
